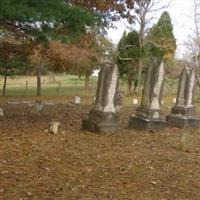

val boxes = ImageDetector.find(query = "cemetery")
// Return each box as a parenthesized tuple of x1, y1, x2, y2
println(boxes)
(1, 1, 200, 200)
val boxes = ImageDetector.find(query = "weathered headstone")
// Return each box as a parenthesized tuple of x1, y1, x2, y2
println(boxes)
(115, 91, 123, 107)
(82, 64, 121, 133)
(74, 96, 81, 104)
(21, 101, 31, 104)
(44, 101, 55, 106)
(0, 108, 4, 116)
(129, 58, 166, 131)
(92, 96, 96, 104)
(7, 100, 20, 105)
(133, 98, 138, 105)
(167, 67, 200, 128)
(49, 121, 60, 134)
(180, 130, 192, 152)
(35, 100, 43, 112)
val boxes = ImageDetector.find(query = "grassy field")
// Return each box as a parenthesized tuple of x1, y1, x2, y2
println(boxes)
(0, 74, 98, 97)
(0, 74, 199, 106)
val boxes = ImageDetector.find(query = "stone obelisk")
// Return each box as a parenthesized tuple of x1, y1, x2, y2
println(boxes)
(167, 67, 200, 128)
(82, 64, 121, 133)
(129, 58, 166, 131)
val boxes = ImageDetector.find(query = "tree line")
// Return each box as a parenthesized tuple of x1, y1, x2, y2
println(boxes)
(2, 0, 199, 97)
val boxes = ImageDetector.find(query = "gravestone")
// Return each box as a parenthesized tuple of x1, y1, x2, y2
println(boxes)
(74, 96, 81, 104)
(92, 96, 96, 104)
(115, 91, 123, 107)
(180, 130, 192, 152)
(44, 101, 55, 106)
(166, 67, 200, 128)
(133, 98, 138, 105)
(82, 64, 121, 133)
(0, 108, 4, 116)
(115, 90, 123, 111)
(35, 100, 43, 112)
(21, 101, 31, 105)
(129, 58, 166, 131)
(49, 121, 60, 134)
(7, 100, 20, 105)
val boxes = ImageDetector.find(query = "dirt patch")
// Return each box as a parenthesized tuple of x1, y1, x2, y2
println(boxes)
(0, 104, 200, 200)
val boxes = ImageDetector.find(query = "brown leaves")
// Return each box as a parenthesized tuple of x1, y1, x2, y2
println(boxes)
(48, 33, 101, 73)
(70, 0, 136, 22)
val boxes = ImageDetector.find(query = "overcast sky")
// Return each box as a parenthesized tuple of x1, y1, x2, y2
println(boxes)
(107, 0, 195, 58)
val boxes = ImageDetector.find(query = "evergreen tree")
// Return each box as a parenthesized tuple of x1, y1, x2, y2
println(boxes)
(0, 0, 101, 42)
(117, 30, 140, 95)
(0, 0, 102, 96)
(146, 11, 176, 60)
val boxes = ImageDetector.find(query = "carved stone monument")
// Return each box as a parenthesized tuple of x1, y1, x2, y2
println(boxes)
(167, 67, 200, 128)
(82, 64, 121, 133)
(129, 58, 166, 131)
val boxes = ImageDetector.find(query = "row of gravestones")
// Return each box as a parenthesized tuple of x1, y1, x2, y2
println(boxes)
(82, 59, 200, 133)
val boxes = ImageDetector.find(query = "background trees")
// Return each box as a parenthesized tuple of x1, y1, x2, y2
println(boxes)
(117, 11, 176, 95)
(117, 31, 140, 95)
(146, 11, 176, 60)
(0, 0, 103, 95)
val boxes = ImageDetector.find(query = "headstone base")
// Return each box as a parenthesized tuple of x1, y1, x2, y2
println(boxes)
(166, 114, 200, 129)
(82, 110, 121, 133)
(128, 115, 166, 131)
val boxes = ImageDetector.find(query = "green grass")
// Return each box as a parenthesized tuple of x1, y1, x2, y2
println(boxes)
(0, 74, 199, 106)
(0, 74, 98, 97)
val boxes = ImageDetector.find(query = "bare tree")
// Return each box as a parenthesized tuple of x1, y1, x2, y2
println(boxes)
(184, 0, 200, 92)
(118, 0, 171, 93)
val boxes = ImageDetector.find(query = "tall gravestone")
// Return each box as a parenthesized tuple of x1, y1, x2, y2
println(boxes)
(82, 64, 121, 133)
(167, 67, 200, 128)
(129, 58, 166, 131)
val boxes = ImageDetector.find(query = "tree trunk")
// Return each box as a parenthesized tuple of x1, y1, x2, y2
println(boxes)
(137, 15, 145, 94)
(136, 58, 143, 94)
(85, 72, 90, 90)
(127, 76, 132, 96)
(2, 68, 8, 96)
(133, 79, 138, 95)
(37, 65, 42, 96)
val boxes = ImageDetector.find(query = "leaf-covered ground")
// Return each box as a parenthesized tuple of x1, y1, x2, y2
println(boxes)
(0, 102, 200, 200)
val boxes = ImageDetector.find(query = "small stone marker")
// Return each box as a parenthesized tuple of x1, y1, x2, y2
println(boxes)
(74, 96, 81, 104)
(0, 108, 4, 116)
(92, 96, 96, 104)
(133, 98, 138, 105)
(21, 101, 31, 104)
(44, 101, 55, 106)
(7, 101, 20, 105)
(173, 98, 176, 104)
(115, 91, 123, 106)
(49, 121, 60, 134)
(35, 100, 43, 112)
(180, 130, 191, 152)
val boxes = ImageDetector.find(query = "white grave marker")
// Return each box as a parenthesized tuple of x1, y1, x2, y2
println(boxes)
(74, 96, 81, 104)
(49, 121, 60, 134)
(36, 101, 43, 112)
(133, 98, 138, 105)
(0, 108, 4, 116)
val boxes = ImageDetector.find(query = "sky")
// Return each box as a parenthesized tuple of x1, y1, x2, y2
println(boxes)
(106, 0, 195, 58)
